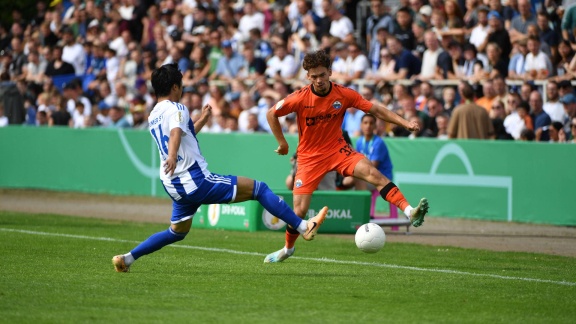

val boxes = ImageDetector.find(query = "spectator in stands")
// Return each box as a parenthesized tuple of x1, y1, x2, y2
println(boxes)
(44, 46, 75, 79)
(61, 27, 85, 76)
(480, 11, 511, 59)
(469, 6, 490, 51)
(476, 79, 497, 112)
(22, 50, 46, 86)
(108, 105, 131, 128)
(543, 81, 566, 122)
(490, 99, 513, 140)
(238, 42, 266, 81)
(570, 117, 576, 143)
(529, 90, 552, 141)
(520, 81, 535, 102)
(333, 43, 369, 86)
(322, 0, 355, 43)
(508, 38, 529, 80)
(505, 97, 531, 140)
(367, 0, 394, 59)
(268, 5, 291, 44)
(48, 94, 71, 127)
(238, 0, 265, 41)
(537, 11, 559, 59)
(416, 31, 444, 81)
(524, 36, 552, 80)
(104, 47, 120, 87)
(519, 128, 536, 141)
(509, 0, 537, 43)
(561, 3, 576, 42)
(381, 36, 421, 81)
(448, 81, 494, 139)
(266, 40, 298, 80)
(460, 43, 483, 81)
(411, 19, 427, 60)
(549, 121, 566, 142)
(168, 47, 189, 75)
(130, 101, 148, 130)
(484, 42, 508, 78)
(560, 92, 576, 137)
(437, 40, 463, 80)
(441, 86, 458, 116)
(492, 75, 509, 110)
(553, 40, 574, 80)
(210, 40, 245, 82)
(392, 6, 415, 50)
(248, 28, 273, 61)
(36, 110, 48, 126)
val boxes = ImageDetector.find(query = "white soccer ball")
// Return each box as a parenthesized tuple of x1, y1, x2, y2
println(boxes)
(355, 223, 386, 253)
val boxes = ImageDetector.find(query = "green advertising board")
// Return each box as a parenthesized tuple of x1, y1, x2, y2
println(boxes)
(1, 127, 575, 226)
(190, 191, 371, 234)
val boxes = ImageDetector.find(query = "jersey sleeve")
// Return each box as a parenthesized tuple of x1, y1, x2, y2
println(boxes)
(273, 93, 299, 117)
(347, 88, 373, 113)
(167, 104, 190, 132)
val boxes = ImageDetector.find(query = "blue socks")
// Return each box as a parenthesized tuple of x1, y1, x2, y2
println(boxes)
(131, 227, 188, 260)
(253, 181, 303, 229)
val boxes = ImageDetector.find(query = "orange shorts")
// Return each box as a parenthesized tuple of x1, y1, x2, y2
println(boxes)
(293, 148, 365, 195)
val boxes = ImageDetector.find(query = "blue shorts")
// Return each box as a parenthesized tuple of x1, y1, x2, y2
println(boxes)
(165, 173, 238, 224)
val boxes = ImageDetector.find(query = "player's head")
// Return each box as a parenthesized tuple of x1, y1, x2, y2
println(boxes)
(303, 50, 331, 71)
(360, 114, 377, 136)
(151, 63, 183, 98)
(303, 50, 332, 94)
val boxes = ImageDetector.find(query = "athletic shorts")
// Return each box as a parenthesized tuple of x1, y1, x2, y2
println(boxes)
(293, 147, 364, 195)
(164, 173, 238, 224)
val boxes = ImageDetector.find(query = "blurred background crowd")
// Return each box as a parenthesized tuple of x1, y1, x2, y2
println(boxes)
(1, 0, 576, 142)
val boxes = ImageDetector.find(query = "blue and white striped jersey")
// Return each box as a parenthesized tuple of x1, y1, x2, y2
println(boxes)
(148, 100, 210, 200)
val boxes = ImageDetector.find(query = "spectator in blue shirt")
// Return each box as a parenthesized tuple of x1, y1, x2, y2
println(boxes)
(379, 35, 421, 81)
(529, 90, 552, 141)
(210, 40, 246, 82)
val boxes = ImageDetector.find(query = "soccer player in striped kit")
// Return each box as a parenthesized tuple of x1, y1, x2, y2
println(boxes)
(112, 63, 327, 272)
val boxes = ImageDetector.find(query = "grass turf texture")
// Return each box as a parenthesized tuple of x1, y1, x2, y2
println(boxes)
(0, 212, 574, 323)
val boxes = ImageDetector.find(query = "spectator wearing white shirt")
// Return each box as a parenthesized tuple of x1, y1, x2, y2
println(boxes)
(238, 0, 265, 41)
(265, 41, 298, 80)
(61, 28, 85, 76)
(543, 81, 567, 122)
(332, 43, 369, 85)
(322, 0, 354, 42)
(415, 31, 443, 81)
(469, 6, 490, 51)
(524, 35, 552, 80)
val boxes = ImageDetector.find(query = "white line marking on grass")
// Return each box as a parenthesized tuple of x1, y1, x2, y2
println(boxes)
(2, 228, 575, 287)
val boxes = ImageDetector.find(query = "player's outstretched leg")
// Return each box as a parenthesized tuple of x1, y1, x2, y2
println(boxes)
(263, 206, 328, 263)
(264, 247, 296, 263)
(409, 198, 429, 227)
(379, 182, 429, 227)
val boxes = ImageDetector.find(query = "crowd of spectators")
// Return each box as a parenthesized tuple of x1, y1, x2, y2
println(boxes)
(1, 0, 576, 143)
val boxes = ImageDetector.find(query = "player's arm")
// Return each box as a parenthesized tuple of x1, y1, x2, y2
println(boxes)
(194, 104, 212, 133)
(368, 102, 419, 132)
(266, 107, 289, 155)
(165, 127, 183, 177)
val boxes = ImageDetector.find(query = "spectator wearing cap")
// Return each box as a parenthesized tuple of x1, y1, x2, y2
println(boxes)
(479, 10, 511, 59)
(509, 0, 537, 43)
(210, 40, 245, 82)
(524, 36, 552, 80)
(529, 90, 552, 141)
(381, 35, 421, 81)
(418, 5, 432, 27)
(560, 92, 576, 136)
(238, 0, 265, 41)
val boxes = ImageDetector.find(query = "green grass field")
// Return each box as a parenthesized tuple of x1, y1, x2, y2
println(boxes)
(1, 211, 575, 323)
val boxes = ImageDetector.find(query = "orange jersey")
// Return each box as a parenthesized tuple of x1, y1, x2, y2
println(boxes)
(273, 82, 373, 160)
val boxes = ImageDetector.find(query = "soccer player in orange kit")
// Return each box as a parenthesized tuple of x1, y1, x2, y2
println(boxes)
(265, 50, 429, 263)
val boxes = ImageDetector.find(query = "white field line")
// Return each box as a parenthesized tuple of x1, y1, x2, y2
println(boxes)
(2, 228, 575, 287)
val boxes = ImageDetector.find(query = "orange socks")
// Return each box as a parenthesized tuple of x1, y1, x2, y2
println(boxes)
(380, 182, 409, 211)
(285, 227, 300, 249)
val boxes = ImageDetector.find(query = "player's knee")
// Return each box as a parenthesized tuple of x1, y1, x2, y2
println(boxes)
(169, 228, 188, 242)
(253, 180, 270, 197)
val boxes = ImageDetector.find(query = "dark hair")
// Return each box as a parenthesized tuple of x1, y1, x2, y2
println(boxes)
(517, 101, 530, 111)
(151, 63, 182, 98)
(520, 128, 535, 141)
(361, 113, 377, 123)
(551, 121, 564, 131)
(302, 50, 331, 71)
(459, 81, 474, 100)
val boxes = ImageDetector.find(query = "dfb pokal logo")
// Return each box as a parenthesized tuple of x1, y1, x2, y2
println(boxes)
(332, 101, 342, 109)
(262, 196, 287, 230)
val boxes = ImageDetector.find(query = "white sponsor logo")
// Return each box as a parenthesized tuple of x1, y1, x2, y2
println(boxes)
(275, 99, 285, 110)
(221, 205, 246, 216)
(307, 209, 353, 219)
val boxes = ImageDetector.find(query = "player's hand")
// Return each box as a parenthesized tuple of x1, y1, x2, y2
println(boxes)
(275, 142, 289, 155)
(200, 104, 212, 120)
(406, 120, 420, 132)
(164, 156, 177, 176)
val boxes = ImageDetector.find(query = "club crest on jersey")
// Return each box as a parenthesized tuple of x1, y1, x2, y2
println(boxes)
(295, 179, 303, 188)
(332, 101, 342, 109)
(275, 99, 285, 110)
